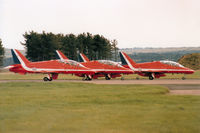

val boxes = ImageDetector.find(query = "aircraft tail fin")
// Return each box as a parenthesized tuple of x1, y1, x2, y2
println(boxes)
(78, 53, 90, 62)
(11, 49, 30, 65)
(55, 50, 69, 60)
(119, 52, 137, 70)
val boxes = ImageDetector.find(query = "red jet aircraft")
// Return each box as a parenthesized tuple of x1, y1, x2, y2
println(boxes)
(7, 49, 95, 81)
(119, 52, 194, 80)
(56, 51, 133, 80)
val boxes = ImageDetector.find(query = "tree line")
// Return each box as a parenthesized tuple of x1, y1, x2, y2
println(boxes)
(21, 31, 118, 62)
(0, 39, 4, 66)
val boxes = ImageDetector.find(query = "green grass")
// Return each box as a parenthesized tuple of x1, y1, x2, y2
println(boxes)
(0, 82, 200, 133)
(0, 70, 199, 80)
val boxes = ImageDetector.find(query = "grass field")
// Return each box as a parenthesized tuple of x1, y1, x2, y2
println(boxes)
(0, 70, 199, 80)
(0, 82, 200, 133)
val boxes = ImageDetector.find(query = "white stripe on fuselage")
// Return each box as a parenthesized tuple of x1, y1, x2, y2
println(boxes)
(133, 68, 191, 73)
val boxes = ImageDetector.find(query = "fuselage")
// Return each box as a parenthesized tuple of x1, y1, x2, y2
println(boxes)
(9, 60, 95, 75)
(119, 52, 194, 79)
(123, 60, 194, 74)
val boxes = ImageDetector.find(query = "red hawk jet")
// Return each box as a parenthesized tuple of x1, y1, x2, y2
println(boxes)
(119, 52, 194, 80)
(56, 51, 133, 80)
(6, 49, 95, 81)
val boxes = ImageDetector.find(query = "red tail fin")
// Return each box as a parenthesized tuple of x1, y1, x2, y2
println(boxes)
(11, 49, 30, 65)
(56, 50, 69, 60)
(79, 53, 90, 62)
(119, 52, 137, 70)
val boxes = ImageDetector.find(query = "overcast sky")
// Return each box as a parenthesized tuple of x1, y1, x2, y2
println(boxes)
(1, 0, 200, 49)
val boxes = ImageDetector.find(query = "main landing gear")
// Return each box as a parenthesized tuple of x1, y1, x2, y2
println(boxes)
(149, 73, 155, 80)
(149, 76, 154, 80)
(105, 74, 111, 80)
(43, 77, 52, 81)
(83, 75, 92, 81)
(43, 73, 58, 82)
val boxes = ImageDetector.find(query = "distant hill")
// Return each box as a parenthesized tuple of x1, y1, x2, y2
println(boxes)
(120, 47, 200, 63)
(120, 47, 200, 54)
(4, 48, 25, 58)
(3, 49, 25, 67)
(178, 53, 200, 70)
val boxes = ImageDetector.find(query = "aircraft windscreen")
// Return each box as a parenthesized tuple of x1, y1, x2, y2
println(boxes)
(61, 60, 84, 67)
(160, 60, 184, 67)
(98, 60, 123, 67)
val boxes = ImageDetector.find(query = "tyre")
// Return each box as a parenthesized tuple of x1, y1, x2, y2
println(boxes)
(43, 77, 49, 81)
(48, 77, 53, 81)
(149, 76, 154, 80)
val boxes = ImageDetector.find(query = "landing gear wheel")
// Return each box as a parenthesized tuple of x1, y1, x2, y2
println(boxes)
(149, 76, 154, 80)
(48, 77, 53, 81)
(87, 78, 92, 81)
(43, 77, 49, 81)
(43, 77, 52, 81)
(83, 75, 92, 81)
(105, 76, 111, 80)
(182, 77, 186, 80)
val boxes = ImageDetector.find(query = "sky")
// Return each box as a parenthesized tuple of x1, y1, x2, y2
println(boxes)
(0, 0, 200, 49)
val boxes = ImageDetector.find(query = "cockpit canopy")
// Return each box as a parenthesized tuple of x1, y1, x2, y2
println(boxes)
(60, 59, 85, 67)
(98, 60, 123, 67)
(160, 60, 184, 68)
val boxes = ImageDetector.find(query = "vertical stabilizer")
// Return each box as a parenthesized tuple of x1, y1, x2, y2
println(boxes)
(119, 52, 137, 70)
(78, 53, 90, 62)
(55, 50, 69, 60)
(11, 49, 30, 65)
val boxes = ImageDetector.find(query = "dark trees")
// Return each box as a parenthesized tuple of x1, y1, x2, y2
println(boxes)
(22, 31, 117, 61)
(0, 39, 4, 66)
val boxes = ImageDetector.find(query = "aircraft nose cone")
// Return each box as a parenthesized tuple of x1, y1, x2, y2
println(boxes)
(190, 69, 195, 73)
(3, 65, 14, 70)
(187, 68, 195, 74)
